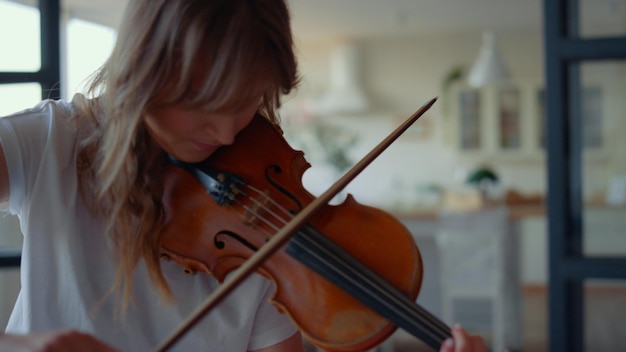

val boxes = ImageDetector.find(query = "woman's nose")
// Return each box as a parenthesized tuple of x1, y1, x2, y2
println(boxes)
(206, 117, 238, 146)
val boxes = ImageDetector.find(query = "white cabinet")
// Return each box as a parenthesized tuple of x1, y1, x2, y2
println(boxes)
(448, 82, 545, 158)
(448, 82, 609, 161)
(435, 207, 521, 352)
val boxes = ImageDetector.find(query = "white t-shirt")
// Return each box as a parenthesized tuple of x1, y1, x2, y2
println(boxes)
(0, 98, 297, 351)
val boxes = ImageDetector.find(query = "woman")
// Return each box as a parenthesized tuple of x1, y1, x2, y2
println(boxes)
(0, 1, 485, 351)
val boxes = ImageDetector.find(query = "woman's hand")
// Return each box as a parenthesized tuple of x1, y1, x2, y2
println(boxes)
(440, 325, 487, 352)
(0, 330, 119, 352)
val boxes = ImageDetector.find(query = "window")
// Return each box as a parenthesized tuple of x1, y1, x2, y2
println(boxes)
(0, 1, 40, 72)
(65, 18, 116, 99)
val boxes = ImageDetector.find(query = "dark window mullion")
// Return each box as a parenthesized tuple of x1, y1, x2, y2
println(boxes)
(38, 0, 61, 99)
(544, 0, 584, 351)
(0, 71, 44, 84)
(546, 0, 626, 351)
(561, 38, 626, 60)
(564, 258, 626, 279)
(567, 63, 584, 257)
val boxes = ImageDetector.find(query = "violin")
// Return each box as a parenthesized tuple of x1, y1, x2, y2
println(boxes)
(156, 98, 451, 351)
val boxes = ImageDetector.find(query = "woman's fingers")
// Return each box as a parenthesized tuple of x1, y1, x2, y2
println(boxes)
(0, 330, 119, 352)
(439, 324, 488, 352)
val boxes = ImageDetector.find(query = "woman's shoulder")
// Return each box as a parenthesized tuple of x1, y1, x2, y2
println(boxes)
(0, 98, 85, 215)
(7, 95, 102, 142)
(0, 98, 79, 133)
(11, 97, 72, 114)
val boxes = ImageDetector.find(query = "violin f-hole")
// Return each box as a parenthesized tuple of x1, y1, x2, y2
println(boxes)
(214, 230, 260, 252)
(264, 164, 302, 213)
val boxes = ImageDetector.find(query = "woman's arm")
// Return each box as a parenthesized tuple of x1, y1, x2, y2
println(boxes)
(0, 330, 119, 352)
(249, 332, 303, 352)
(0, 144, 9, 204)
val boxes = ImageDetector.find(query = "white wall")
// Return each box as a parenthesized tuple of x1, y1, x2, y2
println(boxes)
(284, 30, 549, 210)
(285, 30, 626, 211)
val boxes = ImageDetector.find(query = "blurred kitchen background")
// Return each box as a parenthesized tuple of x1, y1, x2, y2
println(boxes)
(1, 0, 626, 351)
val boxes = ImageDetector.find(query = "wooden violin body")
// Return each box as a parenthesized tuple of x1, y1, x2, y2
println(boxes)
(159, 114, 424, 351)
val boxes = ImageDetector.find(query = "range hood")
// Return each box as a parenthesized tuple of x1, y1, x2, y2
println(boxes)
(310, 42, 370, 116)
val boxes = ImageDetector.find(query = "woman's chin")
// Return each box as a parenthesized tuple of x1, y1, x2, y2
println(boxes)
(169, 151, 214, 164)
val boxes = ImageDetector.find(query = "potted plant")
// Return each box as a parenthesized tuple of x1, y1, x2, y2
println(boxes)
(466, 166, 499, 199)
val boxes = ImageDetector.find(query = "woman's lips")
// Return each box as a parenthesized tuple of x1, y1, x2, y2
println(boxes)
(192, 141, 219, 152)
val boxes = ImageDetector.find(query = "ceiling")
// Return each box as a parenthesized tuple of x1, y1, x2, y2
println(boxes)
(13, 0, 545, 39)
(10, 0, 625, 39)
(286, 0, 544, 39)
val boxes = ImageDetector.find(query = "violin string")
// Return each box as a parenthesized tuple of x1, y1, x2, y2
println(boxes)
(288, 227, 451, 345)
(233, 185, 293, 228)
(230, 184, 292, 231)
(286, 219, 451, 341)
(228, 184, 451, 344)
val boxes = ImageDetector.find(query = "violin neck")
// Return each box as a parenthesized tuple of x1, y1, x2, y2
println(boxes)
(287, 225, 451, 350)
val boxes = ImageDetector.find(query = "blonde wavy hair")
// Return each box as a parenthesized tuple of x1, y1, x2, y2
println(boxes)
(74, 0, 299, 302)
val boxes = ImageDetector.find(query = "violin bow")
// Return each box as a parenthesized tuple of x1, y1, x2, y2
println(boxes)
(153, 97, 437, 352)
